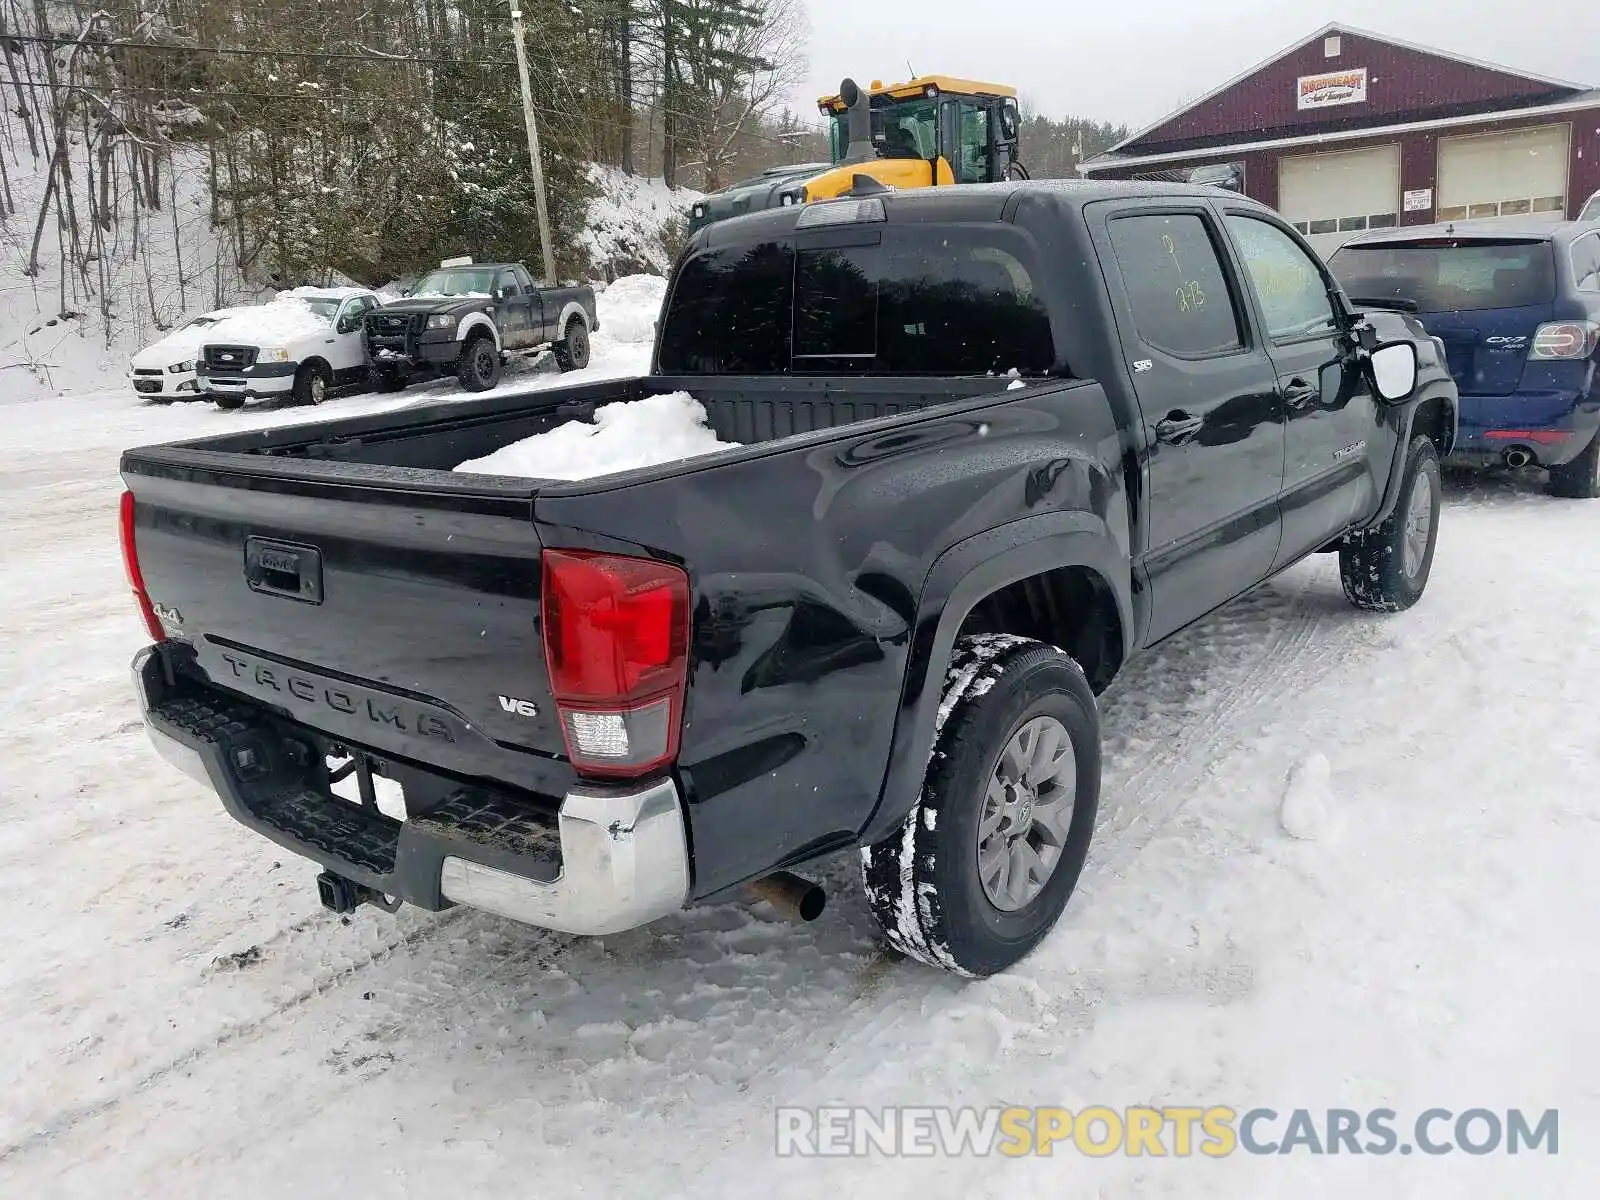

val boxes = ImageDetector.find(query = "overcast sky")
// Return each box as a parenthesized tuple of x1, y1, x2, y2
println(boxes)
(795, 0, 1598, 131)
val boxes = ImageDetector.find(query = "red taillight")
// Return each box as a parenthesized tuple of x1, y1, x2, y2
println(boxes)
(119, 490, 166, 644)
(1530, 321, 1600, 360)
(541, 548, 690, 778)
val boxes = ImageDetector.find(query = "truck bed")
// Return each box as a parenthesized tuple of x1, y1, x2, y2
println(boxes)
(135, 374, 1016, 492)
(121, 371, 1055, 891)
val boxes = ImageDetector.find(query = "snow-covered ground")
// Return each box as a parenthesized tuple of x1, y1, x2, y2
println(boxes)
(3, 358, 1598, 1195)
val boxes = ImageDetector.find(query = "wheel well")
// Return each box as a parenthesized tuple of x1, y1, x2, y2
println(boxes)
(299, 357, 330, 379)
(1412, 394, 1454, 458)
(955, 565, 1125, 693)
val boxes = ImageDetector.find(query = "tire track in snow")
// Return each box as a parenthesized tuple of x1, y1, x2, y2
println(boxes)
(1084, 560, 1404, 884)
(0, 907, 489, 1166)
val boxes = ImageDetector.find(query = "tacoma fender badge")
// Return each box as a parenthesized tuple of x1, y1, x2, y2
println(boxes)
(498, 695, 539, 718)
(1333, 440, 1366, 461)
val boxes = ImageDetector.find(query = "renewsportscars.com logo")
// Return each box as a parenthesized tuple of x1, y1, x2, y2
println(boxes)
(775, 1106, 1560, 1158)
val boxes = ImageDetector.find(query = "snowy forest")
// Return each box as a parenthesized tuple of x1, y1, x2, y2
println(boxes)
(0, 0, 1126, 350)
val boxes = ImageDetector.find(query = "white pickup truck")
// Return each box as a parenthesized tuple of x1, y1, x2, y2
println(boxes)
(197, 287, 382, 410)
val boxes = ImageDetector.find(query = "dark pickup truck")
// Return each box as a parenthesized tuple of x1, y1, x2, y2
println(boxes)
(364, 259, 599, 393)
(122, 182, 1457, 978)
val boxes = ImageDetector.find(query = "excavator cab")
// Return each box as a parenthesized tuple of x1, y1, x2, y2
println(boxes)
(796, 75, 1025, 204)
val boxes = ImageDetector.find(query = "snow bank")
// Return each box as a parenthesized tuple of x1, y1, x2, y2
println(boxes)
(582, 165, 702, 278)
(0, 147, 273, 399)
(595, 274, 667, 345)
(453, 391, 737, 480)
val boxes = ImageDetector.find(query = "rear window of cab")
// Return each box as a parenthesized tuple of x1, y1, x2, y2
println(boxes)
(657, 226, 1056, 376)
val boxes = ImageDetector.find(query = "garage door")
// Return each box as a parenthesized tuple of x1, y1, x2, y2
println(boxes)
(1437, 124, 1570, 222)
(1279, 144, 1401, 255)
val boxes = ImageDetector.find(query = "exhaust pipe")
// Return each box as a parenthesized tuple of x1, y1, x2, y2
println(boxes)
(1504, 447, 1533, 469)
(839, 78, 875, 166)
(747, 871, 827, 922)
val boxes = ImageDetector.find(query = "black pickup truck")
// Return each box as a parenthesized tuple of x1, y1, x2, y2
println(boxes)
(121, 182, 1457, 978)
(364, 259, 599, 393)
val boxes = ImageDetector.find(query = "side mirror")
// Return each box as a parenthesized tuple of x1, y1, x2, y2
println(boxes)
(998, 100, 1019, 141)
(1369, 341, 1418, 402)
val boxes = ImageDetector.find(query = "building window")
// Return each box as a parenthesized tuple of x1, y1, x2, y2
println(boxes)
(1324, 35, 1341, 57)
(1438, 196, 1566, 222)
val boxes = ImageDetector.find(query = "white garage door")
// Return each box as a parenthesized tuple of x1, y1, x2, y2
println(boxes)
(1437, 124, 1570, 222)
(1279, 144, 1401, 255)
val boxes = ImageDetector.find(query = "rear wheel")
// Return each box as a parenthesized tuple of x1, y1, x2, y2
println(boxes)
(1339, 434, 1440, 612)
(1547, 429, 1600, 499)
(292, 361, 331, 406)
(554, 318, 590, 372)
(456, 332, 502, 392)
(860, 634, 1100, 977)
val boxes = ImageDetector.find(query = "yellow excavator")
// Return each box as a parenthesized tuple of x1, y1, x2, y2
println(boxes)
(686, 75, 1027, 232)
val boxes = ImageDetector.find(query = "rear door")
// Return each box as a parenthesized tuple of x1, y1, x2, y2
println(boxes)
(1222, 211, 1377, 565)
(1090, 201, 1286, 642)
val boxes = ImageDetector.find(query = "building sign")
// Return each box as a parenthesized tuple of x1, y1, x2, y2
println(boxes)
(1297, 68, 1368, 111)
(1403, 188, 1433, 212)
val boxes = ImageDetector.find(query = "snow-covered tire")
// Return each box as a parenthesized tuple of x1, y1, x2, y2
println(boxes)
(292, 361, 332, 406)
(554, 317, 590, 372)
(860, 634, 1100, 978)
(1547, 428, 1600, 499)
(1339, 434, 1440, 612)
(212, 392, 245, 411)
(456, 332, 502, 392)
(371, 366, 407, 393)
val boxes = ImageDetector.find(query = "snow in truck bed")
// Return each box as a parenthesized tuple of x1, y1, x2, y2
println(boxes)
(452, 390, 739, 480)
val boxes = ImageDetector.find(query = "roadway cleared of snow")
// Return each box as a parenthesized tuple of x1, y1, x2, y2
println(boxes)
(2, 359, 1597, 1195)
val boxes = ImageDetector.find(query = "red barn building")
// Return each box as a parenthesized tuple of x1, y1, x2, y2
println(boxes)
(1080, 24, 1600, 255)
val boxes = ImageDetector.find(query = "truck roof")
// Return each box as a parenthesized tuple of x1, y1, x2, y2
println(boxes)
(692, 179, 1273, 249)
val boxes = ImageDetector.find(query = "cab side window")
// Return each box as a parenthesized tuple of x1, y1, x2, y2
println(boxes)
(496, 269, 520, 298)
(1107, 212, 1243, 357)
(1226, 216, 1340, 341)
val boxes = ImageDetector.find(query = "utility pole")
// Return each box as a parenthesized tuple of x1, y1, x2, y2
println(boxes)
(508, 1, 557, 285)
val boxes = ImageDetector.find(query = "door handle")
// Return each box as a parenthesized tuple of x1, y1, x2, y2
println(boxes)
(1282, 378, 1318, 408)
(1154, 411, 1203, 445)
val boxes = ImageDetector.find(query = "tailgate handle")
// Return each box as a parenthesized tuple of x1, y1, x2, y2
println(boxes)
(245, 538, 324, 604)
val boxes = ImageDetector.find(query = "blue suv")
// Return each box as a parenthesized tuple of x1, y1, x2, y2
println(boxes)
(1328, 220, 1600, 497)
